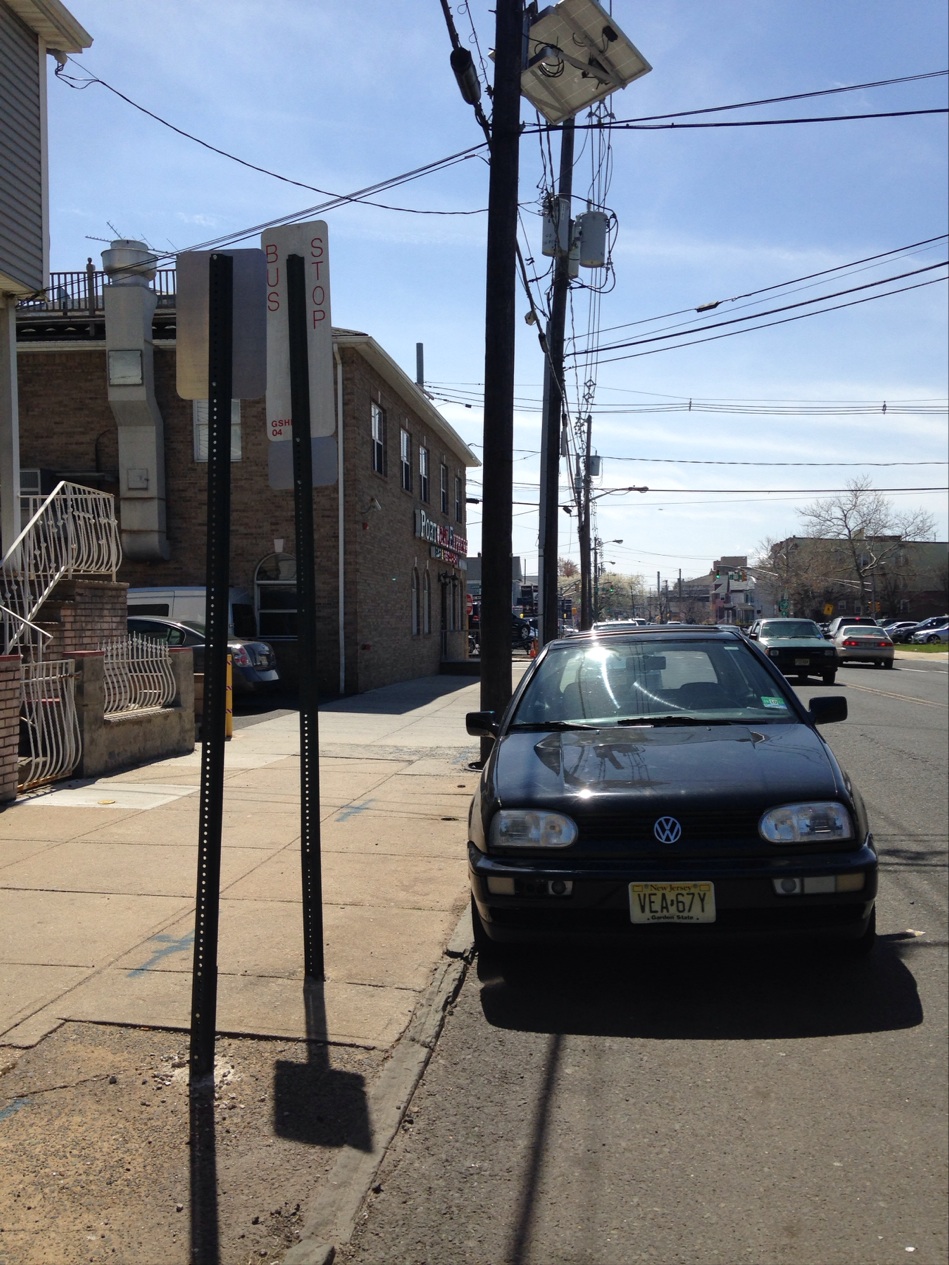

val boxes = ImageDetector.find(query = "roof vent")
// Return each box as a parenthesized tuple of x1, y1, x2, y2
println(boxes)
(101, 239, 158, 286)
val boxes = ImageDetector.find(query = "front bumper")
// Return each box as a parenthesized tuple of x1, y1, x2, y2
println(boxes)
(469, 841, 877, 945)
(767, 650, 836, 676)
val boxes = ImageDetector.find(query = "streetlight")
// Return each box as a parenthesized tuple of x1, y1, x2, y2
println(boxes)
(564, 487, 647, 629)
(593, 537, 622, 621)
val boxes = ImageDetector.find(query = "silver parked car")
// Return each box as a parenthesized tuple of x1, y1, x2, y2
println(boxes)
(910, 624, 949, 645)
(832, 625, 894, 669)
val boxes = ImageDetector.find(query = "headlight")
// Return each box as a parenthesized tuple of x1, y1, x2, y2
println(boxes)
(759, 802, 854, 844)
(489, 810, 578, 848)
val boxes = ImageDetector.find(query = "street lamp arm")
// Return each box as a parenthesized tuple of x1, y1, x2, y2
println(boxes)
(561, 485, 648, 512)
(591, 485, 648, 503)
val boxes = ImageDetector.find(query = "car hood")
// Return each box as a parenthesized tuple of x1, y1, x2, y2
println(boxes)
(491, 723, 844, 808)
(757, 636, 830, 649)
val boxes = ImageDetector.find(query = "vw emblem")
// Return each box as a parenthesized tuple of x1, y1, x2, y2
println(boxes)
(653, 816, 682, 844)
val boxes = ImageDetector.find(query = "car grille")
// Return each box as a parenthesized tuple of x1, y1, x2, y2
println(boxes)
(576, 807, 764, 849)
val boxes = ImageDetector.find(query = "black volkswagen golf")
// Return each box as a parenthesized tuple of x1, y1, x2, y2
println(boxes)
(466, 627, 877, 954)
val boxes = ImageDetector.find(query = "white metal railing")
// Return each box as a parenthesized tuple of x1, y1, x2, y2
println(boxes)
(1, 481, 122, 658)
(18, 659, 81, 790)
(102, 635, 176, 713)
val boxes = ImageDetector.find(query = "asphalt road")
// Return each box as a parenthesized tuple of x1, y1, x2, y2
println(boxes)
(337, 658, 948, 1265)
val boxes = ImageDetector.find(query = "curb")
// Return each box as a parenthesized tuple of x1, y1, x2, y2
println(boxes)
(282, 910, 474, 1265)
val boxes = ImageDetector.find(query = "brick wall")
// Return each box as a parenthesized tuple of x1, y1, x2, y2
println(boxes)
(35, 580, 128, 659)
(16, 335, 471, 699)
(0, 656, 22, 804)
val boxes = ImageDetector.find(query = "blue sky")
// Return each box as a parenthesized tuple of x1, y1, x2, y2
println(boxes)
(45, 0, 948, 584)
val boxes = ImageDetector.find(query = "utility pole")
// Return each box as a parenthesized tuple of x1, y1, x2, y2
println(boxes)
(538, 118, 575, 647)
(578, 413, 593, 628)
(479, 0, 523, 752)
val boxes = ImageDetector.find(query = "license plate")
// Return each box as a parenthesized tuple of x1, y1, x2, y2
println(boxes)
(793, 657, 810, 666)
(629, 881, 716, 923)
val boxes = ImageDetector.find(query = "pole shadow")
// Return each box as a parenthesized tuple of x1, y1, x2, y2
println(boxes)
(189, 1078, 220, 1265)
(272, 979, 372, 1150)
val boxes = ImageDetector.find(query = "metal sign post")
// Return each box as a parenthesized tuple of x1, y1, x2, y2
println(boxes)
(189, 252, 233, 1086)
(286, 252, 325, 981)
(176, 247, 266, 1087)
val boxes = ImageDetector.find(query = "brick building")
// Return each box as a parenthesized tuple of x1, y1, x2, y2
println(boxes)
(13, 254, 478, 697)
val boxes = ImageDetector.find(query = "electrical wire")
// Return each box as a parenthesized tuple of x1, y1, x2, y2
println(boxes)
(585, 275, 947, 365)
(55, 58, 490, 221)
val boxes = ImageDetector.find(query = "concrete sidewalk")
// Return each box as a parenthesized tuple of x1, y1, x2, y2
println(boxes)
(0, 673, 488, 1053)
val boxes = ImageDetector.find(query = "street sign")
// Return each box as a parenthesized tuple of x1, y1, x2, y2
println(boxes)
(262, 222, 334, 440)
(175, 249, 266, 401)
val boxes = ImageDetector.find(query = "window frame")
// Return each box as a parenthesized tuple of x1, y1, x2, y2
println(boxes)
(419, 444, 430, 503)
(193, 399, 242, 462)
(400, 427, 413, 493)
(371, 401, 387, 476)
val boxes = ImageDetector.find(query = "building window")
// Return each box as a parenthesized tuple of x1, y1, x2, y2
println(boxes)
(423, 570, 431, 634)
(440, 462, 449, 514)
(454, 475, 463, 522)
(419, 445, 430, 503)
(400, 428, 412, 492)
(371, 402, 387, 475)
(193, 400, 242, 461)
(411, 568, 420, 635)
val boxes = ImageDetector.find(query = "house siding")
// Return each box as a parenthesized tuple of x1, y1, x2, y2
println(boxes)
(0, 3, 44, 292)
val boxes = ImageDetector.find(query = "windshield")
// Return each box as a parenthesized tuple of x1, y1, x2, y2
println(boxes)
(511, 637, 797, 728)
(759, 620, 822, 639)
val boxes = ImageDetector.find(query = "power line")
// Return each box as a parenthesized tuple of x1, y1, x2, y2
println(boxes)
(582, 234, 948, 342)
(564, 70, 949, 127)
(539, 108, 948, 133)
(569, 261, 948, 358)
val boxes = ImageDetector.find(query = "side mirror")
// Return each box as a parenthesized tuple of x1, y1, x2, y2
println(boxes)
(466, 710, 499, 738)
(809, 696, 847, 725)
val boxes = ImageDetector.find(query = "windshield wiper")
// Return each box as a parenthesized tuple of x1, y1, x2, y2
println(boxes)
(614, 714, 739, 727)
(508, 720, 600, 731)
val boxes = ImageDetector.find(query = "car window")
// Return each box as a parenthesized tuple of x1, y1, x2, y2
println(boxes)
(511, 638, 795, 726)
(129, 619, 186, 646)
(760, 620, 821, 638)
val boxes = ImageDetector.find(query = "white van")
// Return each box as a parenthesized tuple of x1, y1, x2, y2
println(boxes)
(126, 586, 257, 638)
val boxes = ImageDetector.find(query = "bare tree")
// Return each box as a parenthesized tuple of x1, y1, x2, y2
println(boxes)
(797, 478, 936, 613)
(753, 536, 840, 619)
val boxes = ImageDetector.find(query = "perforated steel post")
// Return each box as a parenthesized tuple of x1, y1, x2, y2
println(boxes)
(189, 252, 233, 1085)
(287, 252, 324, 981)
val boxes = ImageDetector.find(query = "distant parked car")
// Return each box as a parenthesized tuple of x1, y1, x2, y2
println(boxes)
(883, 620, 922, 644)
(747, 617, 838, 684)
(127, 616, 280, 695)
(832, 625, 894, 669)
(908, 615, 949, 639)
(910, 625, 949, 645)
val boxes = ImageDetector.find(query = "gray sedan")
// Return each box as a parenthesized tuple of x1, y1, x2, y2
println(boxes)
(832, 625, 895, 668)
